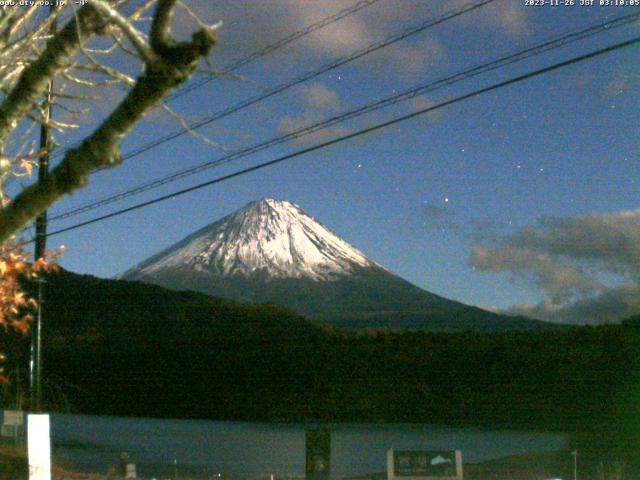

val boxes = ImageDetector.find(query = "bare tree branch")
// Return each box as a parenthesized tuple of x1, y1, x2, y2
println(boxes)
(88, 0, 158, 64)
(0, 4, 108, 150)
(159, 101, 230, 153)
(0, 0, 217, 243)
(150, 0, 177, 51)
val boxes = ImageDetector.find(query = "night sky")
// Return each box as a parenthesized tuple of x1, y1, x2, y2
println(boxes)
(27, 0, 640, 324)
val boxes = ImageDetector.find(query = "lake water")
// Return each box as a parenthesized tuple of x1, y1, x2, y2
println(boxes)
(49, 414, 567, 479)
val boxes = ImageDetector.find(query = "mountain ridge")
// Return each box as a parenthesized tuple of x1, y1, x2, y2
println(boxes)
(122, 198, 553, 331)
(122, 198, 385, 281)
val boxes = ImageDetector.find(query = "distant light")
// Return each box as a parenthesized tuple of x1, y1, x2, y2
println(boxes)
(444, 197, 449, 203)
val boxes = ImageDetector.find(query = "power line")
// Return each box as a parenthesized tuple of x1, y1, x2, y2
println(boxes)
(165, 0, 385, 102)
(44, 0, 384, 163)
(39, 35, 640, 240)
(48, 0, 497, 165)
(121, 0, 496, 160)
(48, 10, 640, 222)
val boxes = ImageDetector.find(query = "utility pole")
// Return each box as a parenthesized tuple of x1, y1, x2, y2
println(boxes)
(572, 449, 578, 480)
(30, 6, 56, 413)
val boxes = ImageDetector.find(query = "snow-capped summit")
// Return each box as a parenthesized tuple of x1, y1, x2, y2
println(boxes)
(122, 198, 550, 331)
(124, 198, 383, 281)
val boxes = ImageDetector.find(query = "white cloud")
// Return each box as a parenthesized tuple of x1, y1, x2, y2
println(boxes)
(504, 283, 640, 325)
(181, 0, 528, 75)
(471, 244, 603, 304)
(397, 39, 442, 69)
(605, 74, 640, 97)
(287, 1, 376, 57)
(475, 303, 502, 314)
(447, 0, 530, 36)
(509, 209, 640, 277)
(278, 83, 354, 147)
(411, 95, 443, 122)
(300, 83, 342, 112)
(278, 113, 354, 147)
(486, 1, 530, 36)
(469, 208, 640, 324)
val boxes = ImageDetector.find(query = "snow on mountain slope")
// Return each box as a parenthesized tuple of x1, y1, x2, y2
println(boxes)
(121, 198, 554, 331)
(125, 198, 384, 281)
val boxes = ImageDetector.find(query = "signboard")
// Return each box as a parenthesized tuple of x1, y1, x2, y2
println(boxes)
(306, 429, 330, 480)
(387, 450, 463, 480)
(28, 414, 51, 480)
(2, 410, 24, 442)
(4, 410, 24, 426)
(1, 424, 19, 438)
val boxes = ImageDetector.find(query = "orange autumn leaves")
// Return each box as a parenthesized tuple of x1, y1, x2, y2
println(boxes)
(0, 149, 60, 383)
(0, 149, 41, 207)
(0, 239, 61, 384)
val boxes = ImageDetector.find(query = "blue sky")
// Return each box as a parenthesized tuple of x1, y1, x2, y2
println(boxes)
(28, 0, 640, 324)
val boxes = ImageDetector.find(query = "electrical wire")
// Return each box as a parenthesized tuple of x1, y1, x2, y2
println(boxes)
(47, 0, 497, 165)
(48, 10, 640, 223)
(165, 0, 385, 102)
(37, 34, 640, 241)
(43, 0, 385, 162)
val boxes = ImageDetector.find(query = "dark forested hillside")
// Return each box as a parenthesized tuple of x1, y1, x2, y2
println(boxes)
(7, 270, 638, 461)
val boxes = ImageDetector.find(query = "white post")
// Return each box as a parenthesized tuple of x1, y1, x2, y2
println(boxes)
(28, 414, 51, 480)
(455, 450, 463, 479)
(387, 449, 394, 480)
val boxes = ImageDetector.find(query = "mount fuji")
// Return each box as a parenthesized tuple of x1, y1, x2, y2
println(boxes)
(121, 198, 549, 331)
